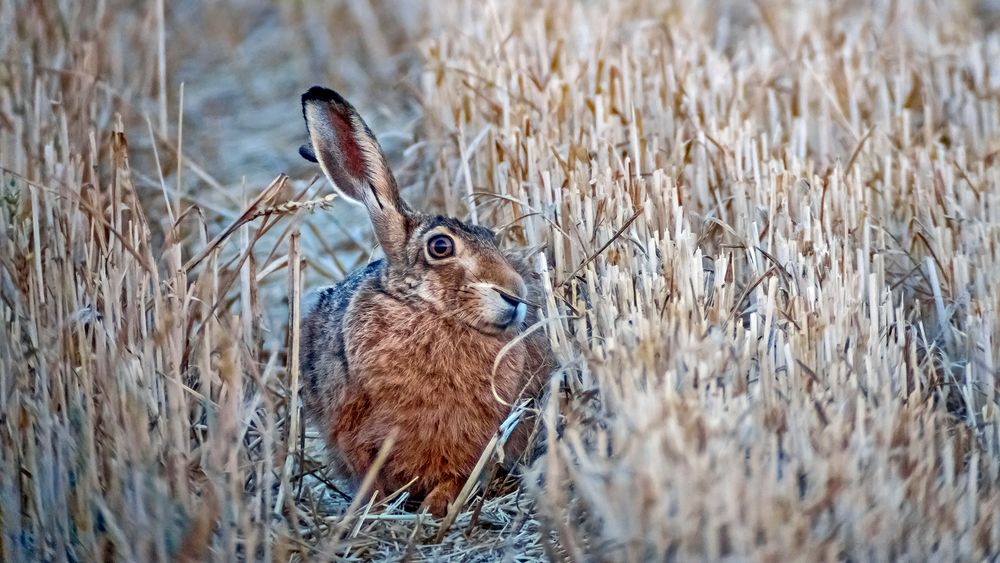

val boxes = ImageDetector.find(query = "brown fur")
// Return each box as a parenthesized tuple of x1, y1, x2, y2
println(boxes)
(299, 86, 552, 516)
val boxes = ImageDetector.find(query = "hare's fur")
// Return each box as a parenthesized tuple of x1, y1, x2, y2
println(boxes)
(298, 86, 552, 516)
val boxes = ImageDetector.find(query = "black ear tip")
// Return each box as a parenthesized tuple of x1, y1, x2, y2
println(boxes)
(299, 144, 318, 163)
(301, 85, 349, 107)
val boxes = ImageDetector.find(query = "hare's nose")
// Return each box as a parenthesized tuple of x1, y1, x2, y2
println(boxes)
(495, 290, 526, 327)
(498, 292, 521, 308)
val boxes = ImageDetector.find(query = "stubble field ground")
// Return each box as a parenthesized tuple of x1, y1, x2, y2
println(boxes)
(2, 0, 1000, 560)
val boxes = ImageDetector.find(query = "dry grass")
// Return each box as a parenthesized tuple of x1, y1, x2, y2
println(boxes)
(2, 0, 1000, 561)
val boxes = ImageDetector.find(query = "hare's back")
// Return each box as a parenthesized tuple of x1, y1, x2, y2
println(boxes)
(301, 260, 385, 417)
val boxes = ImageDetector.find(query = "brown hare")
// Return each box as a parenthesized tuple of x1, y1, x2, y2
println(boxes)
(298, 86, 552, 516)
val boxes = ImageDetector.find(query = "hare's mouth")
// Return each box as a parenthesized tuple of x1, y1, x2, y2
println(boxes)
(485, 301, 526, 332)
(505, 302, 528, 328)
(461, 283, 532, 335)
(481, 296, 527, 335)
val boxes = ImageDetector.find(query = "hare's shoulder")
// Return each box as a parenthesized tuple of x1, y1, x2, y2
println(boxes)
(305, 260, 385, 323)
(301, 260, 386, 405)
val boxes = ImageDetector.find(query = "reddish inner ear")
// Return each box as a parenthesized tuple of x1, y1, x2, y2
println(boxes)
(329, 107, 367, 180)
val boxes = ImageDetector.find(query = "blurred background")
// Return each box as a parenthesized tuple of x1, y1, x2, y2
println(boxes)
(4, 0, 440, 298)
(3, 0, 1000, 560)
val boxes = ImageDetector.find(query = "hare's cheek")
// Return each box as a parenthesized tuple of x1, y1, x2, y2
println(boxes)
(413, 278, 460, 312)
(415, 282, 436, 303)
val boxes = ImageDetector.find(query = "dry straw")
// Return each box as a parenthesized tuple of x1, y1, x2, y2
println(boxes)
(2, 0, 999, 561)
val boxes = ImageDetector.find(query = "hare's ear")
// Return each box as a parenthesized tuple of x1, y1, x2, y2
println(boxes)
(301, 86, 411, 263)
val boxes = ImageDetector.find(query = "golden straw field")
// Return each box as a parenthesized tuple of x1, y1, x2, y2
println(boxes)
(2, 0, 999, 560)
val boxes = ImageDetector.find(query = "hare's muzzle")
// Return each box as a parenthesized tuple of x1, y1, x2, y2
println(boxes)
(497, 291, 528, 328)
(467, 282, 528, 332)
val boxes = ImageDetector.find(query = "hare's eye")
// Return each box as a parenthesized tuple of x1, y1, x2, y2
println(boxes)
(427, 234, 455, 259)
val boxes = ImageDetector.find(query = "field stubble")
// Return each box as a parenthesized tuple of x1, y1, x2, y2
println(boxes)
(1, 0, 999, 560)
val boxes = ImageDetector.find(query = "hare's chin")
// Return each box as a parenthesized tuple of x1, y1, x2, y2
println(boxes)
(480, 321, 521, 336)
(480, 302, 526, 335)
(459, 313, 518, 336)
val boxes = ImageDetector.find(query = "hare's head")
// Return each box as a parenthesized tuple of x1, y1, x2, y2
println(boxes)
(301, 86, 531, 335)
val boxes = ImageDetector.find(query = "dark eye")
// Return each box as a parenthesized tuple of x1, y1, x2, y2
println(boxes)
(427, 234, 455, 259)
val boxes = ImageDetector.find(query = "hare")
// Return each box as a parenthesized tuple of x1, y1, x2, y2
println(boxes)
(298, 86, 552, 516)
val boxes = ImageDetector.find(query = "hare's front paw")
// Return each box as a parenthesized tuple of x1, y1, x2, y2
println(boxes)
(419, 480, 461, 517)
